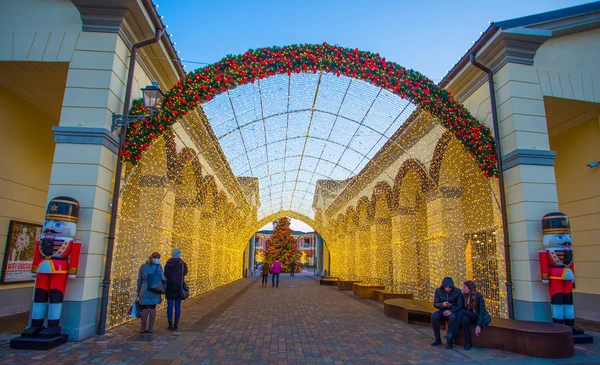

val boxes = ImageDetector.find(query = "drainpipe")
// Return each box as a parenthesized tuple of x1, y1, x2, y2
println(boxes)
(97, 27, 164, 335)
(469, 54, 515, 320)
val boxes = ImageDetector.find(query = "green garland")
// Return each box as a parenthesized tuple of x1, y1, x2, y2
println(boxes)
(123, 43, 499, 177)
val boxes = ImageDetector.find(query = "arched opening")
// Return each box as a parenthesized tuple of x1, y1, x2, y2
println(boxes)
(393, 161, 430, 299)
(250, 216, 318, 274)
(106, 43, 506, 329)
(436, 137, 506, 317)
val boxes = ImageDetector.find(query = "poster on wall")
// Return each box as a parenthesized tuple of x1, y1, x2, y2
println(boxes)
(1, 220, 42, 284)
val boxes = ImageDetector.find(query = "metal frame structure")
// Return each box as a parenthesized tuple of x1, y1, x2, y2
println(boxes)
(202, 72, 417, 219)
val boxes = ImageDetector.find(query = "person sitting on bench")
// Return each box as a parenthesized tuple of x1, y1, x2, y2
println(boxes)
(431, 277, 463, 349)
(445, 280, 491, 350)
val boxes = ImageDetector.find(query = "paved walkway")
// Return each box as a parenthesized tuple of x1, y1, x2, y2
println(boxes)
(1, 274, 599, 365)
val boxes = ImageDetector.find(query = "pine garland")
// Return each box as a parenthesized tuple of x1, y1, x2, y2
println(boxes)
(122, 43, 499, 177)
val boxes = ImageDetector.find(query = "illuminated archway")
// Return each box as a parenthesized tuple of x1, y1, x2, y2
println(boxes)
(124, 43, 498, 179)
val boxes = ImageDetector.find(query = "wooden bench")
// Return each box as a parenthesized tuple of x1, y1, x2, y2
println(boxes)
(338, 279, 361, 291)
(373, 290, 413, 302)
(384, 298, 575, 358)
(453, 318, 574, 358)
(383, 298, 436, 325)
(319, 277, 338, 286)
(352, 283, 385, 299)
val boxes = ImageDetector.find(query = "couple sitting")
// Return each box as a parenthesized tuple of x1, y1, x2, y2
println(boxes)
(431, 277, 491, 350)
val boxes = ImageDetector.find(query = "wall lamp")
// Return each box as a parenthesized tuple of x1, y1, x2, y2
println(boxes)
(111, 81, 164, 132)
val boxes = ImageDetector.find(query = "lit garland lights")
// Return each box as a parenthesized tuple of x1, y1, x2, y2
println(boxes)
(122, 43, 499, 178)
(105, 44, 511, 327)
(314, 127, 508, 318)
(107, 102, 257, 329)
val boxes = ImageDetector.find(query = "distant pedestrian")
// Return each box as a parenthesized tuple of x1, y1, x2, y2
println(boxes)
(164, 248, 188, 330)
(290, 260, 296, 277)
(137, 252, 165, 334)
(271, 261, 282, 287)
(260, 261, 270, 287)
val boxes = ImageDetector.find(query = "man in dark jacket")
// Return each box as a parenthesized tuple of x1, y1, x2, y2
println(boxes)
(431, 277, 463, 349)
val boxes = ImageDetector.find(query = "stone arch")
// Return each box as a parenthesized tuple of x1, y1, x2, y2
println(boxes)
(394, 158, 435, 194)
(430, 131, 453, 185)
(249, 210, 318, 242)
(372, 181, 393, 287)
(392, 167, 430, 297)
(435, 136, 503, 315)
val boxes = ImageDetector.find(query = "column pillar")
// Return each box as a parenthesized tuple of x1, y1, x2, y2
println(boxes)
(357, 199, 372, 282)
(48, 28, 153, 339)
(345, 209, 358, 280)
(373, 184, 392, 288)
(494, 63, 559, 321)
(316, 233, 323, 275)
(172, 164, 201, 294)
(199, 178, 216, 292)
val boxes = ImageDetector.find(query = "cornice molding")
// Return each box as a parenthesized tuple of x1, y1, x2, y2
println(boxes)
(52, 126, 119, 154)
(502, 149, 556, 170)
(74, 5, 128, 33)
(449, 29, 552, 102)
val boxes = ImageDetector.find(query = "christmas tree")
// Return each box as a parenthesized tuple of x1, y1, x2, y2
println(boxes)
(266, 217, 301, 273)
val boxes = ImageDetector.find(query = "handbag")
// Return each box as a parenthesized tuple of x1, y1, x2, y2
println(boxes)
(180, 262, 189, 300)
(147, 265, 166, 294)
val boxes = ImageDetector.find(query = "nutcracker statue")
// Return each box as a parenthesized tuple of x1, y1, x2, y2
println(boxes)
(11, 197, 81, 350)
(540, 212, 593, 344)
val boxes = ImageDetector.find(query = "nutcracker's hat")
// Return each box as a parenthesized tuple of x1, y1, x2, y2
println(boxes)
(542, 212, 570, 235)
(45, 196, 80, 223)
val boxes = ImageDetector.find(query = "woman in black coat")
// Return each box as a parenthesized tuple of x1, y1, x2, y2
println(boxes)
(164, 248, 188, 330)
(446, 280, 492, 350)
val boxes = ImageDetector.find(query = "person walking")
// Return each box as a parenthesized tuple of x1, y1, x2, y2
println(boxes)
(271, 260, 282, 288)
(445, 280, 491, 350)
(290, 260, 296, 277)
(431, 277, 463, 349)
(260, 261, 270, 287)
(164, 248, 188, 331)
(137, 252, 166, 334)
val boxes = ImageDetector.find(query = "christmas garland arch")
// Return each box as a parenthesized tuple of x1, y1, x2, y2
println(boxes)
(123, 43, 499, 177)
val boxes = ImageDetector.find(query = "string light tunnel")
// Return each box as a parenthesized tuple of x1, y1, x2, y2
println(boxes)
(107, 44, 507, 329)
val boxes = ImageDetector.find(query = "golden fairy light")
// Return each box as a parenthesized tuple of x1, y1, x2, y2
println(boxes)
(107, 69, 509, 328)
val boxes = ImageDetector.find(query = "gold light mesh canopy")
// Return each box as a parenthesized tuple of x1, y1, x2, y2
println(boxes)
(202, 72, 416, 220)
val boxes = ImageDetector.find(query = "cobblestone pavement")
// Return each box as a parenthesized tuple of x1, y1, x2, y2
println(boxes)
(1, 273, 599, 365)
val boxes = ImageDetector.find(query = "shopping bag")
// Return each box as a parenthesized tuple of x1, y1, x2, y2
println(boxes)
(128, 300, 141, 318)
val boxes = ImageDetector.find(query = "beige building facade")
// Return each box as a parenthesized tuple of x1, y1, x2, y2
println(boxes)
(441, 4, 600, 321)
(0, 0, 252, 339)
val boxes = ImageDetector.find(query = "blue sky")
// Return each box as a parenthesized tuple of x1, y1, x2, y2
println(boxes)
(155, 0, 589, 82)
(154, 0, 589, 232)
